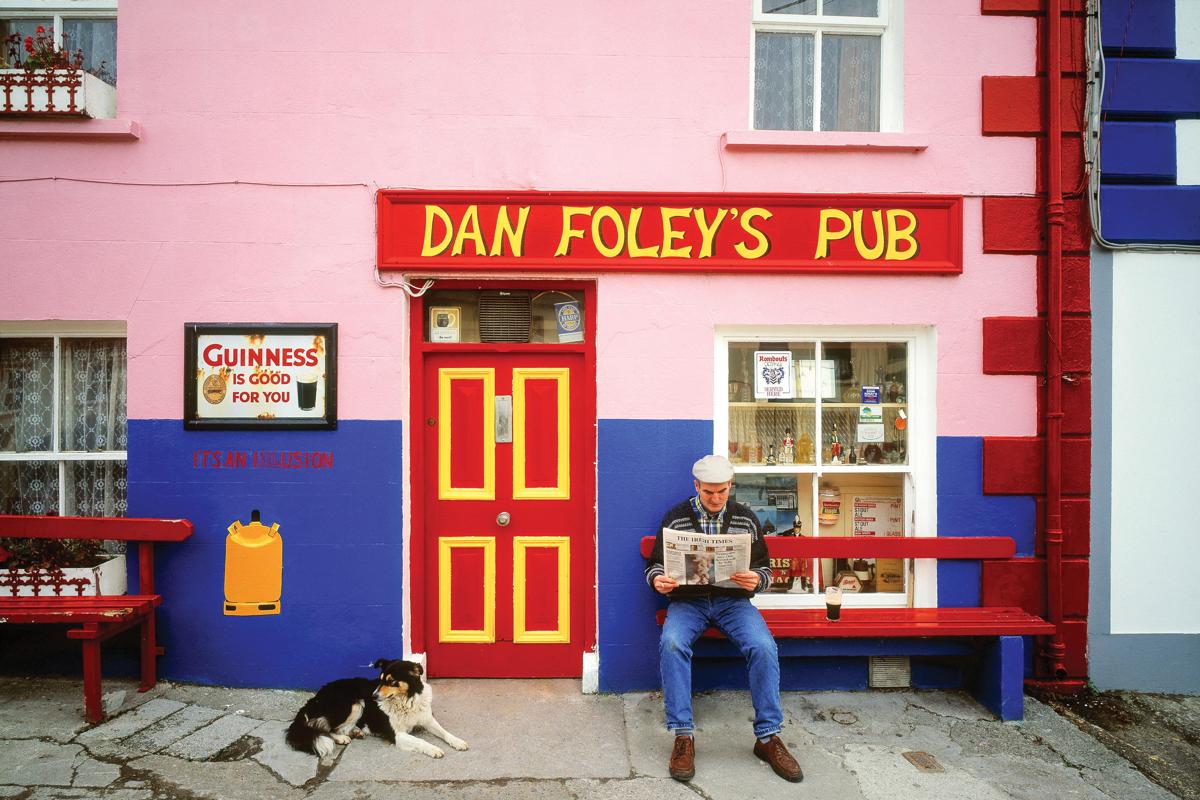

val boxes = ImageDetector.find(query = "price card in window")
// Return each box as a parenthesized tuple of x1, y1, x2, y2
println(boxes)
(851, 495, 903, 537)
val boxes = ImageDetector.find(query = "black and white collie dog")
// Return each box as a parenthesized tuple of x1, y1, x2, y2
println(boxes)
(286, 658, 468, 759)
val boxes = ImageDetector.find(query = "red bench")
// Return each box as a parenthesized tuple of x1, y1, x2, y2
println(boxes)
(0, 515, 194, 723)
(640, 534, 1053, 720)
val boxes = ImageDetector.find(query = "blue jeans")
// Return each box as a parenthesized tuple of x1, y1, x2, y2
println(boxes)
(659, 595, 782, 738)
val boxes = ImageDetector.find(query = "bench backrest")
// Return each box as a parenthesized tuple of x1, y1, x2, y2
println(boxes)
(0, 515, 193, 542)
(0, 515, 194, 595)
(639, 535, 1015, 560)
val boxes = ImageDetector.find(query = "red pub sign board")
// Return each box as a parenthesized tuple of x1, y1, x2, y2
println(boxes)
(377, 191, 962, 275)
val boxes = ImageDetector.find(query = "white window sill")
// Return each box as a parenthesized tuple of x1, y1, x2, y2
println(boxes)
(0, 119, 140, 141)
(723, 130, 929, 152)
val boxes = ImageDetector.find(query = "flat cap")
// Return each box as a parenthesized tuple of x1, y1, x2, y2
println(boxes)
(692, 454, 734, 483)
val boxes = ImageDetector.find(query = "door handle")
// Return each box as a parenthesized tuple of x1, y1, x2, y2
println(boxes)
(496, 511, 511, 527)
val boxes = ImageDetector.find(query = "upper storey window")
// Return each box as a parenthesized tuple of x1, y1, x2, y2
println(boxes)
(0, 1, 117, 85)
(751, 0, 902, 132)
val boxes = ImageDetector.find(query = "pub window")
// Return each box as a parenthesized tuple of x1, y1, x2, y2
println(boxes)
(0, 1, 117, 85)
(751, 0, 903, 132)
(0, 326, 127, 517)
(717, 328, 933, 608)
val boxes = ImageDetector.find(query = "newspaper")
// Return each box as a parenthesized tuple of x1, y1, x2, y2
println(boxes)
(662, 528, 751, 588)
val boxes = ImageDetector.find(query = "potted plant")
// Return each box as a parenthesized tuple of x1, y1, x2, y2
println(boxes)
(1, 25, 115, 118)
(0, 533, 127, 597)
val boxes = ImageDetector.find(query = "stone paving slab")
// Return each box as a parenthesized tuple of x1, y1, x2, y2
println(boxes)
(0, 739, 81, 787)
(25, 790, 153, 800)
(0, 677, 90, 744)
(71, 757, 121, 788)
(161, 710, 262, 760)
(127, 753, 308, 800)
(157, 683, 305, 722)
(122, 703, 225, 753)
(309, 780, 577, 800)
(250, 718, 321, 787)
(75, 698, 186, 744)
(844, 742, 1012, 800)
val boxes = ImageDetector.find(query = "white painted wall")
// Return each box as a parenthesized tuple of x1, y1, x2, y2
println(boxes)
(1179, 0, 1200, 59)
(1110, 251, 1200, 634)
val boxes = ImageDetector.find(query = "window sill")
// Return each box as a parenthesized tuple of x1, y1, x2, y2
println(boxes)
(723, 130, 929, 152)
(0, 118, 140, 141)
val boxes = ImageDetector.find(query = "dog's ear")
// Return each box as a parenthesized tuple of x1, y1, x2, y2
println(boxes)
(372, 658, 388, 670)
(412, 662, 423, 676)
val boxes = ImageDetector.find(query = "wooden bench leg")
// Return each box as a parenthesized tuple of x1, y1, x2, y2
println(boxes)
(81, 640, 104, 725)
(139, 612, 157, 693)
(972, 635, 1024, 721)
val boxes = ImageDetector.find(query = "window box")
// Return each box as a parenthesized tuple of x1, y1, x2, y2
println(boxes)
(0, 68, 114, 118)
(0, 553, 126, 597)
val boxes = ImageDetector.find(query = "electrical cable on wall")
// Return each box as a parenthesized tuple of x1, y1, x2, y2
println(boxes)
(1085, 0, 1200, 253)
(375, 266, 434, 298)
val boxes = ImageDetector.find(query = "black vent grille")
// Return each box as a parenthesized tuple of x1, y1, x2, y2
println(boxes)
(479, 292, 532, 343)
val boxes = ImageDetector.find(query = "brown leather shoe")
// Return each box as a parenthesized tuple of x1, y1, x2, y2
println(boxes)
(753, 735, 803, 782)
(668, 735, 695, 781)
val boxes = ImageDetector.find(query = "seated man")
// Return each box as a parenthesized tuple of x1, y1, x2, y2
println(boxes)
(644, 454, 803, 783)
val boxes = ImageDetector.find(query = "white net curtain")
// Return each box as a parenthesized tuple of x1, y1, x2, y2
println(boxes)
(0, 337, 127, 517)
(754, 0, 882, 132)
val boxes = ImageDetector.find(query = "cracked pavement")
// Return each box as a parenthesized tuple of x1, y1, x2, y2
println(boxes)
(0, 676, 1181, 799)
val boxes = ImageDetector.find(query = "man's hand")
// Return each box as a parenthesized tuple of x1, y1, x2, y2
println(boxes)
(653, 575, 678, 595)
(729, 571, 760, 591)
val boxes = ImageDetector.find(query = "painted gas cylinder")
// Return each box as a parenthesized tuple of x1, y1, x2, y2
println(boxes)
(224, 509, 282, 616)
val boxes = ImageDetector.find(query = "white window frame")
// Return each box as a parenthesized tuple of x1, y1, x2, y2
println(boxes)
(0, 0, 117, 70)
(714, 325, 936, 609)
(749, 0, 904, 133)
(0, 321, 127, 517)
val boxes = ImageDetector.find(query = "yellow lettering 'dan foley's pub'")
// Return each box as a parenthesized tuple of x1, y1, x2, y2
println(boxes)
(377, 191, 963, 274)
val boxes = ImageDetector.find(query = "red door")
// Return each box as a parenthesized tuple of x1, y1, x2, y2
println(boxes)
(421, 351, 594, 676)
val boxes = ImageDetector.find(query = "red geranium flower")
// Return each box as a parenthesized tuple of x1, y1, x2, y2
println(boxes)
(36, 25, 45, 33)
(24, 36, 33, 53)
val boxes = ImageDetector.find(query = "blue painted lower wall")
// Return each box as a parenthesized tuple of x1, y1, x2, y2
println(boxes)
(126, 419, 404, 689)
(10, 416, 1039, 694)
(595, 420, 1037, 692)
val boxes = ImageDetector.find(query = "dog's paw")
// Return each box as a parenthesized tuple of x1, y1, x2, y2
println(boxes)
(349, 728, 366, 739)
(331, 734, 352, 745)
(449, 738, 468, 751)
(427, 746, 445, 759)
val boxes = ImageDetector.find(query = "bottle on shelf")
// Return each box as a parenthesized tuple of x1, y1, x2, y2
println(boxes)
(797, 430, 815, 463)
(766, 443, 777, 465)
(752, 437, 762, 464)
(848, 445, 858, 465)
(780, 427, 795, 464)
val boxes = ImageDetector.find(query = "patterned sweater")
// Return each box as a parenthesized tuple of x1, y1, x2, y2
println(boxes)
(644, 497, 772, 599)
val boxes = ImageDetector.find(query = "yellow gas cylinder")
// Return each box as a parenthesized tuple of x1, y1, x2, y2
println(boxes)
(224, 510, 283, 616)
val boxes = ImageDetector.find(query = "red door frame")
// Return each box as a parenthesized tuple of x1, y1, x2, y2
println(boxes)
(407, 279, 597, 665)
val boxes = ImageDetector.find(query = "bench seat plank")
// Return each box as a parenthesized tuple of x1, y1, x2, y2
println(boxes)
(0, 595, 160, 625)
(655, 607, 1054, 637)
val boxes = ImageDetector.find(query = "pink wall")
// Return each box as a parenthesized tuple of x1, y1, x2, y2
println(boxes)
(0, 1, 1037, 435)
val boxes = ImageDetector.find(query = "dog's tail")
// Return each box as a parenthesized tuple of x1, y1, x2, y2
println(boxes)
(286, 712, 335, 758)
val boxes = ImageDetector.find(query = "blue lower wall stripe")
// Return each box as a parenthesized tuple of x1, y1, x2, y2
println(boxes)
(126, 419, 404, 689)
(597, 422, 1036, 692)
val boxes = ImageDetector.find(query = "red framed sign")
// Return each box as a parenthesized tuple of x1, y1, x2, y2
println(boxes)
(377, 191, 962, 275)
